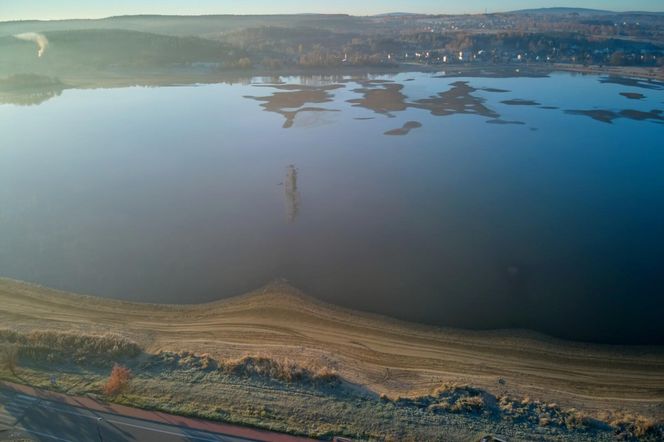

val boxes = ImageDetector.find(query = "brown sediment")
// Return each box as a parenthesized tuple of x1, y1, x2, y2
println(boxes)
(251, 84, 344, 91)
(244, 85, 339, 128)
(620, 92, 646, 100)
(349, 80, 502, 121)
(501, 99, 541, 106)
(566, 108, 664, 124)
(486, 119, 526, 125)
(411, 81, 500, 119)
(620, 109, 664, 122)
(565, 109, 620, 124)
(1, 277, 662, 421)
(481, 87, 510, 93)
(347, 83, 409, 116)
(280, 107, 339, 129)
(384, 120, 422, 135)
(599, 76, 664, 90)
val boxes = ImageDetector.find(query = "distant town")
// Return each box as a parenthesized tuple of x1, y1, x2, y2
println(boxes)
(1, 8, 663, 95)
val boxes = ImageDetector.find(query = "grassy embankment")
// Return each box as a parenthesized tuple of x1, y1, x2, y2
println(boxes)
(1, 278, 663, 441)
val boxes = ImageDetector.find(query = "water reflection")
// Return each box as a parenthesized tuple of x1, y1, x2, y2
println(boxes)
(284, 165, 300, 223)
(0, 74, 65, 106)
(2, 72, 664, 344)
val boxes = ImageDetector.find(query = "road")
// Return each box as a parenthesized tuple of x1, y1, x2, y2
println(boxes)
(0, 384, 316, 442)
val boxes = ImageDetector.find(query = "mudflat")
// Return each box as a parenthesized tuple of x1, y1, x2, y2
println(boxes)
(1, 277, 662, 421)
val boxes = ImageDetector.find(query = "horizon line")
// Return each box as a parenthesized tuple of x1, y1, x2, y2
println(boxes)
(3, 8, 664, 23)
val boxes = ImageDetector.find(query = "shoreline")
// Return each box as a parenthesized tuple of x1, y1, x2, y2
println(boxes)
(1, 277, 663, 424)
(2, 62, 663, 93)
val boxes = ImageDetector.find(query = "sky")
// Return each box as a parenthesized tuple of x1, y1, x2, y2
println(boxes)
(1, 0, 663, 21)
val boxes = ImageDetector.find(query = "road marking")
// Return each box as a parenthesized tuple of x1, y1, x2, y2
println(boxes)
(38, 402, 234, 442)
(38, 403, 94, 419)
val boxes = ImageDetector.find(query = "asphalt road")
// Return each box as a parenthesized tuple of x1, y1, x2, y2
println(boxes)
(0, 387, 273, 442)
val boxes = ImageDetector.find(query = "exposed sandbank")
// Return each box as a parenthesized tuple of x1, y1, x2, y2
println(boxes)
(1, 277, 662, 423)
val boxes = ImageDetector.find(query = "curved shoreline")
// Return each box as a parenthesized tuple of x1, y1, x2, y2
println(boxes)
(1, 277, 662, 423)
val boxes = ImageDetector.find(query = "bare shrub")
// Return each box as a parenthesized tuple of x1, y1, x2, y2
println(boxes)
(610, 413, 658, 438)
(104, 363, 133, 396)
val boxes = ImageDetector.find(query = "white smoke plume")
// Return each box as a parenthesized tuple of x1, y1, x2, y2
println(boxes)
(14, 32, 49, 57)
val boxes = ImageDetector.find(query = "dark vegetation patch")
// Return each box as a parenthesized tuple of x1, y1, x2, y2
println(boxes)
(384, 120, 422, 135)
(566, 109, 618, 123)
(599, 77, 664, 90)
(620, 91, 646, 100)
(501, 98, 541, 106)
(412, 81, 500, 119)
(481, 87, 511, 93)
(486, 119, 526, 125)
(244, 85, 339, 127)
(566, 108, 664, 123)
(348, 82, 408, 115)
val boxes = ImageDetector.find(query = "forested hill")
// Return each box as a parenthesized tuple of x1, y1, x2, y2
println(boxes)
(0, 29, 248, 76)
(0, 14, 365, 38)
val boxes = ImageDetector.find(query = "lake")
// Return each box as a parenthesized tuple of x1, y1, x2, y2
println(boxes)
(1, 71, 663, 344)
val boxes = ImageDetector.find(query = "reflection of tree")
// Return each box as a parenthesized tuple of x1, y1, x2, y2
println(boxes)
(0, 74, 66, 106)
(0, 88, 63, 106)
(285, 165, 300, 223)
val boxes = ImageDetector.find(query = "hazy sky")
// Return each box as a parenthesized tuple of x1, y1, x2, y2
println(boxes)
(2, 0, 663, 21)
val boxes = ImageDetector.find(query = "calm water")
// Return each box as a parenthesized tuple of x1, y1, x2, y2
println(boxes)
(1, 71, 663, 344)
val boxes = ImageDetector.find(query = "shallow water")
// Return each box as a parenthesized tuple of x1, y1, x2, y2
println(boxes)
(1, 71, 663, 344)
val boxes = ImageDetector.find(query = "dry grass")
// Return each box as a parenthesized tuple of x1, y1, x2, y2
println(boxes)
(223, 355, 339, 384)
(1, 277, 663, 431)
(0, 328, 141, 365)
(146, 350, 340, 385)
(0, 343, 18, 374)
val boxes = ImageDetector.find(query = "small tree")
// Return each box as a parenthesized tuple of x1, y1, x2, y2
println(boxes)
(0, 344, 18, 375)
(104, 363, 132, 396)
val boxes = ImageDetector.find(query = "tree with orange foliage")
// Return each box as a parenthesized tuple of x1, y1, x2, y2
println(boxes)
(103, 363, 132, 396)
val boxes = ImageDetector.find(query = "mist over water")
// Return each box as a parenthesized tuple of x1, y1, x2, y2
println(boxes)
(1, 71, 663, 345)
